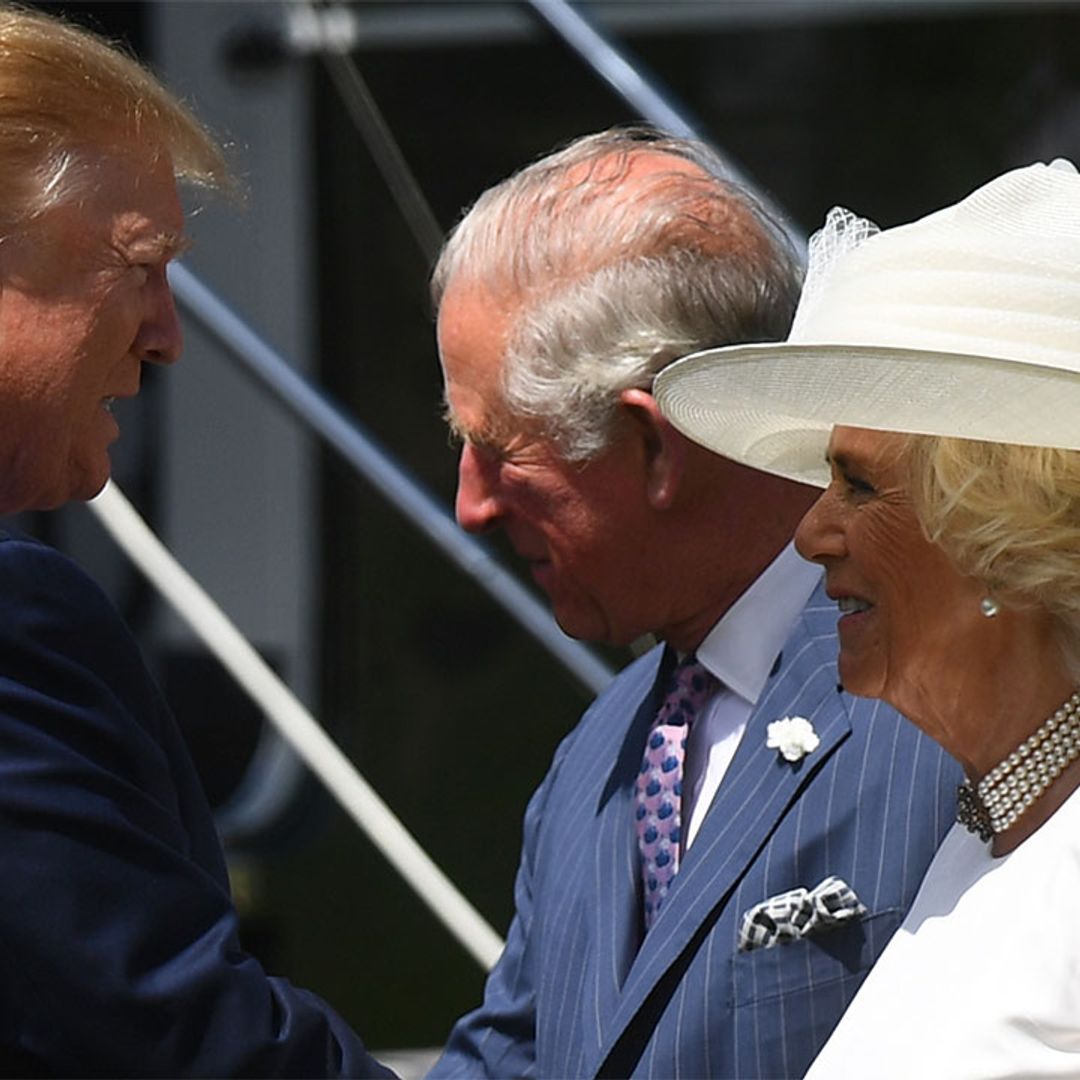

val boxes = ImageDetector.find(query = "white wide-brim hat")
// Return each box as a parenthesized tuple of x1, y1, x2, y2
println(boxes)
(654, 159, 1080, 488)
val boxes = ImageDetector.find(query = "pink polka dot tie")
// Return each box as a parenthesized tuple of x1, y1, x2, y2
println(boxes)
(635, 656, 718, 931)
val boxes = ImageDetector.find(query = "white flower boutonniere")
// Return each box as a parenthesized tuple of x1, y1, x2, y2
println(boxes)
(766, 716, 820, 763)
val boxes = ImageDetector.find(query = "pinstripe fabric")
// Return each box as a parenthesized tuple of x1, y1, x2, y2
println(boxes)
(429, 583, 961, 1079)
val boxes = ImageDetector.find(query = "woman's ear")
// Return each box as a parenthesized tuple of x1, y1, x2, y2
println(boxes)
(619, 387, 687, 510)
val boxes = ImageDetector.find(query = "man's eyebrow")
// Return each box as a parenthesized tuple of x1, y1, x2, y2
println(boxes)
(441, 405, 482, 446)
(170, 233, 194, 258)
(442, 404, 466, 441)
(127, 230, 193, 261)
(441, 404, 508, 450)
(159, 231, 193, 259)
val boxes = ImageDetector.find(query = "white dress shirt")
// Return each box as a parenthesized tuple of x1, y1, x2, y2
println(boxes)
(683, 543, 823, 851)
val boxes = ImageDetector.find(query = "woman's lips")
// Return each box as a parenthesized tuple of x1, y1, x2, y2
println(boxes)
(837, 596, 873, 615)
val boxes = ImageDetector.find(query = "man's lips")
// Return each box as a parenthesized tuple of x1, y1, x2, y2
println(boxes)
(99, 390, 137, 438)
(102, 386, 138, 411)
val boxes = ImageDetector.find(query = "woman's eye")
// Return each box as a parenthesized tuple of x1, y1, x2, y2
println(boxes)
(845, 474, 876, 497)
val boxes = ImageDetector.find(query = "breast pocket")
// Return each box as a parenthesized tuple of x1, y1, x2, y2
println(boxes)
(731, 906, 903, 1007)
(725, 908, 904, 1075)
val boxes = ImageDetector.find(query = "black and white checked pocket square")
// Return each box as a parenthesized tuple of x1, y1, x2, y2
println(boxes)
(737, 875, 867, 952)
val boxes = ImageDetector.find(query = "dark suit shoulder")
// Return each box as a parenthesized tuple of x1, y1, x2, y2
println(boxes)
(0, 533, 128, 625)
(0, 535, 188, 820)
(0, 535, 162, 720)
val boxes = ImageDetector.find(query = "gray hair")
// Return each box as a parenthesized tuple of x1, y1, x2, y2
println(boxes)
(433, 127, 802, 460)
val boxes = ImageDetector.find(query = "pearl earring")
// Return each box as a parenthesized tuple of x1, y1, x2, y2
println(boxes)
(980, 596, 1000, 618)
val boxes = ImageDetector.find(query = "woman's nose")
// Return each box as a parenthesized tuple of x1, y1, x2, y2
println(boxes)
(795, 487, 846, 563)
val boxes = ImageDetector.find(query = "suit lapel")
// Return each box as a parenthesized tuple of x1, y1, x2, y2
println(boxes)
(591, 588, 849, 1074)
(584, 646, 671, 1061)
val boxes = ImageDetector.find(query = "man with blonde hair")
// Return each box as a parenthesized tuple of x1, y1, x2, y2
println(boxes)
(428, 129, 960, 1078)
(0, 8, 389, 1075)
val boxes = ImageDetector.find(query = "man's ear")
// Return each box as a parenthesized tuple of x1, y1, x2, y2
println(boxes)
(619, 387, 687, 510)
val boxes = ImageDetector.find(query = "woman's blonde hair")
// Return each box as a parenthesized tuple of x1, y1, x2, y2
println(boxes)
(0, 5, 229, 233)
(909, 435, 1080, 672)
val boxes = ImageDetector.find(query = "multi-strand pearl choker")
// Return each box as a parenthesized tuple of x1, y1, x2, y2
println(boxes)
(956, 688, 1080, 843)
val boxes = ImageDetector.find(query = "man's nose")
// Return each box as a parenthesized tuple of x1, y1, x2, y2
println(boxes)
(455, 442, 505, 534)
(136, 269, 184, 366)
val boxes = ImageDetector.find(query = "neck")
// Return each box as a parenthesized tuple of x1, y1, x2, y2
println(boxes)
(660, 568, 765, 655)
(659, 459, 815, 654)
(899, 607, 1072, 780)
(909, 609, 1080, 856)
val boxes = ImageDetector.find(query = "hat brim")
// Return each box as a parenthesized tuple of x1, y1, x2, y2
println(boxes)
(654, 342, 1080, 488)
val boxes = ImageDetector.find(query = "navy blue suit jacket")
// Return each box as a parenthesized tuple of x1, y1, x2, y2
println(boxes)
(0, 535, 391, 1077)
(431, 584, 961, 1078)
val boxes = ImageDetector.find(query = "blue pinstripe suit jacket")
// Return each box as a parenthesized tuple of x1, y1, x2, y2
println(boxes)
(431, 583, 960, 1079)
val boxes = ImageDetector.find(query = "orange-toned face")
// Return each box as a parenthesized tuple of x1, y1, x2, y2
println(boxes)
(0, 153, 187, 512)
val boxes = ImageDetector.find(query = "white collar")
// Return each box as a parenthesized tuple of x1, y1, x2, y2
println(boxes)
(695, 543, 822, 706)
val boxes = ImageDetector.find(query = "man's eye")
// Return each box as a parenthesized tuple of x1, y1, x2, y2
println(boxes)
(471, 439, 506, 462)
(129, 263, 153, 285)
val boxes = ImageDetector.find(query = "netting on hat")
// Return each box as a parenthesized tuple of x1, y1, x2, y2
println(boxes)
(790, 206, 879, 339)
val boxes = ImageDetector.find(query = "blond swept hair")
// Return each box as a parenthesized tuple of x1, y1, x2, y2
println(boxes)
(909, 435, 1080, 671)
(0, 4, 229, 233)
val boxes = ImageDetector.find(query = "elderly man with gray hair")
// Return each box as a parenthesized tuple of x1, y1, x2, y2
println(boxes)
(0, 7, 390, 1075)
(428, 129, 960, 1079)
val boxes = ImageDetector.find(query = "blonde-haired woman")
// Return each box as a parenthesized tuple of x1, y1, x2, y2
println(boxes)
(656, 159, 1080, 1076)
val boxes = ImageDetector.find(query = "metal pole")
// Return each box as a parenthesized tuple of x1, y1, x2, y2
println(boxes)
(527, 0, 705, 142)
(524, 0, 806, 249)
(169, 263, 614, 697)
(89, 481, 504, 971)
(320, 51, 444, 264)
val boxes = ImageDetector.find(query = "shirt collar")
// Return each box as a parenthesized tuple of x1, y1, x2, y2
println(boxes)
(694, 542, 823, 707)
